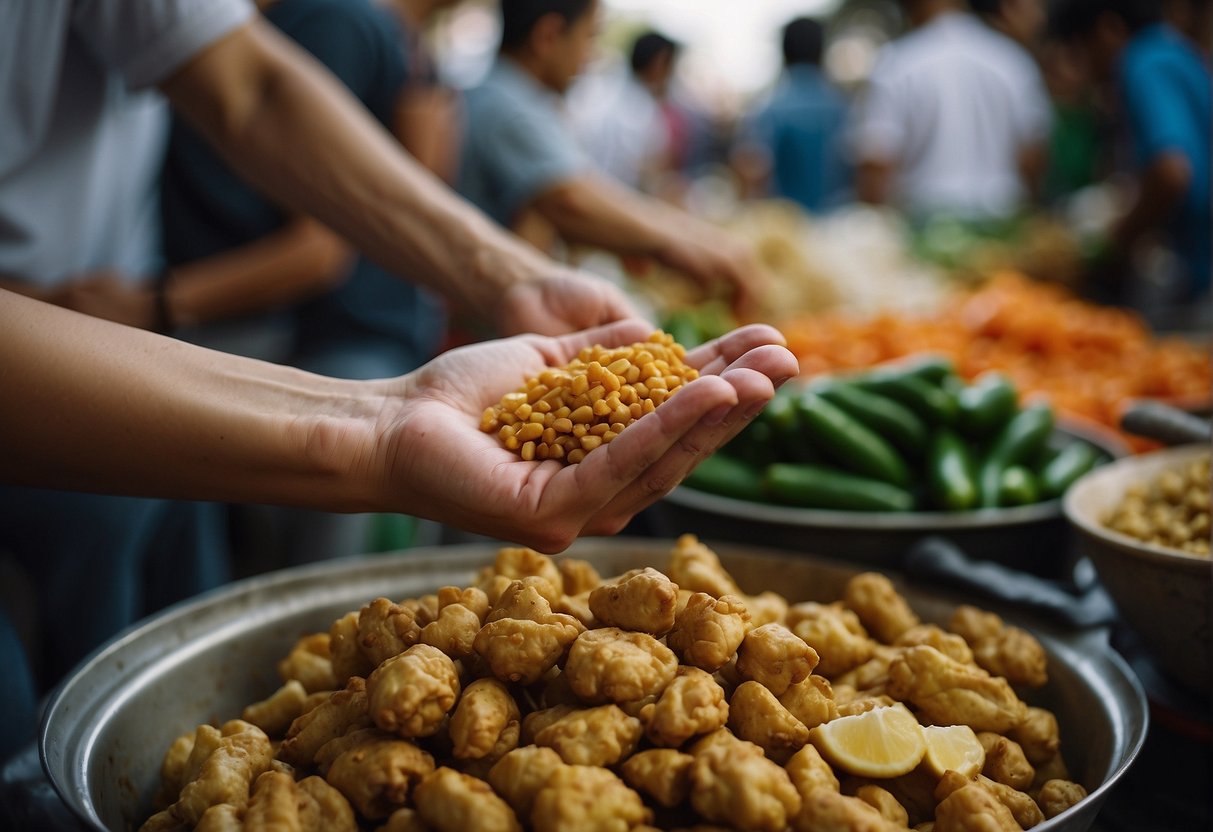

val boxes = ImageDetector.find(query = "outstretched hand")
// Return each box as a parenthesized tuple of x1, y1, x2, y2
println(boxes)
(375, 320, 798, 551)
(494, 270, 640, 337)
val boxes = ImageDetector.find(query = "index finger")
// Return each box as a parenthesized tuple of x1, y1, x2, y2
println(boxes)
(686, 324, 789, 375)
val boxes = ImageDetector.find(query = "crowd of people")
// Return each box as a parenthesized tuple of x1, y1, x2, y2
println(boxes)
(0, 0, 1209, 769)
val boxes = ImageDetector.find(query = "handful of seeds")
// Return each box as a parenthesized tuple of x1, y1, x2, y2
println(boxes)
(480, 331, 698, 464)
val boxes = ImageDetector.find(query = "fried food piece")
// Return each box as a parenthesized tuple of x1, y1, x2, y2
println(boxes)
(488, 746, 567, 820)
(478, 574, 515, 607)
(844, 573, 921, 644)
(668, 534, 743, 597)
(438, 585, 490, 622)
(728, 681, 810, 763)
(949, 606, 1046, 689)
(744, 591, 789, 627)
(1009, 707, 1060, 765)
(640, 666, 730, 747)
(836, 694, 897, 718)
(314, 727, 383, 775)
(296, 776, 358, 832)
(277, 633, 339, 694)
(418, 599, 482, 661)
(589, 567, 679, 635)
(788, 603, 875, 678)
(154, 724, 220, 811)
(165, 721, 274, 828)
(887, 647, 1026, 733)
(521, 705, 576, 745)
(1029, 753, 1070, 794)
(975, 775, 1043, 829)
(895, 626, 975, 666)
(358, 597, 423, 668)
(367, 645, 461, 738)
(533, 704, 643, 766)
(402, 594, 441, 627)
(242, 771, 309, 831)
(414, 767, 522, 832)
(779, 675, 839, 730)
(330, 612, 375, 685)
(735, 623, 819, 695)
(558, 557, 601, 596)
(794, 788, 907, 832)
(375, 808, 430, 832)
(325, 735, 435, 820)
(932, 775, 1021, 832)
(667, 592, 751, 673)
(553, 591, 596, 627)
(479, 546, 563, 599)
(690, 736, 801, 832)
(621, 748, 694, 808)
(194, 804, 241, 832)
(531, 765, 653, 832)
(242, 680, 308, 738)
(474, 581, 585, 685)
(835, 645, 902, 694)
(855, 784, 911, 827)
(489, 575, 563, 618)
(1037, 780, 1087, 819)
(879, 768, 943, 827)
(977, 733, 1034, 790)
(449, 678, 520, 762)
(786, 743, 840, 800)
(278, 677, 372, 766)
(564, 627, 678, 704)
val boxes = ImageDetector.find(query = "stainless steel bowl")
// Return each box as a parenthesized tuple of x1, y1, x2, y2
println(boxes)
(653, 423, 1130, 578)
(1065, 444, 1212, 694)
(41, 539, 1147, 832)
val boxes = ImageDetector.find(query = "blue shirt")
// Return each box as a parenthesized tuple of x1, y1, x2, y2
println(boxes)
(745, 65, 850, 213)
(1119, 23, 1211, 292)
(458, 58, 590, 226)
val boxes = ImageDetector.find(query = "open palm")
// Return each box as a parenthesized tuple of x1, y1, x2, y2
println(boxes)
(374, 319, 797, 551)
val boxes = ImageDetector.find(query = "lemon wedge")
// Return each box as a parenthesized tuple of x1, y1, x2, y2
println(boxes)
(807, 703, 926, 778)
(921, 724, 985, 778)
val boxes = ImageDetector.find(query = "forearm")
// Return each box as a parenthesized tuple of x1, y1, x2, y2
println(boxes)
(160, 21, 553, 321)
(168, 217, 354, 326)
(0, 290, 388, 510)
(530, 175, 675, 258)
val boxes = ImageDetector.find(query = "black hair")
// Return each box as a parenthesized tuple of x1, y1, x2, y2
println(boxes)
(782, 17, 825, 66)
(630, 31, 678, 75)
(967, 0, 1002, 17)
(499, 0, 595, 51)
(1050, 0, 1162, 40)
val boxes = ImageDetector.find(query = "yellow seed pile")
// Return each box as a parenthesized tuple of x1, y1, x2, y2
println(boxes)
(1105, 453, 1211, 556)
(480, 331, 698, 464)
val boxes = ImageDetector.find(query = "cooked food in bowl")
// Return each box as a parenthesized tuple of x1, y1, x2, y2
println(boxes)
(140, 536, 1091, 832)
(1103, 451, 1210, 556)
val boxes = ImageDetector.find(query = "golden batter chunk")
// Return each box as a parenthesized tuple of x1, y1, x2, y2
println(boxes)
(727, 681, 810, 763)
(329, 612, 375, 685)
(689, 735, 801, 832)
(977, 733, 1034, 791)
(1009, 707, 1060, 765)
(418, 601, 482, 661)
(531, 765, 653, 832)
(620, 749, 694, 808)
(788, 602, 875, 678)
(449, 678, 520, 762)
(666, 592, 751, 673)
(785, 743, 840, 799)
(895, 626, 975, 666)
(667, 535, 743, 598)
(588, 567, 679, 635)
(949, 606, 1047, 689)
(855, 784, 911, 827)
(640, 666, 730, 747)
(374, 808, 430, 832)
(367, 645, 461, 738)
(735, 623, 819, 696)
(557, 557, 602, 596)
(564, 627, 679, 704)
(533, 704, 643, 767)
(242, 680, 309, 739)
(744, 592, 790, 628)
(324, 735, 434, 820)
(358, 598, 422, 668)
(474, 615, 584, 686)
(778, 675, 839, 730)
(932, 775, 1021, 832)
(488, 746, 567, 820)
(844, 573, 921, 644)
(793, 788, 908, 832)
(887, 647, 1026, 733)
(277, 633, 338, 694)
(413, 767, 522, 832)
(1036, 780, 1087, 819)
(478, 547, 563, 599)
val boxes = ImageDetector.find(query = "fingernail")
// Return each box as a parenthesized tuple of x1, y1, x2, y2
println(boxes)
(704, 404, 732, 425)
(742, 401, 766, 420)
(773, 375, 794, 388)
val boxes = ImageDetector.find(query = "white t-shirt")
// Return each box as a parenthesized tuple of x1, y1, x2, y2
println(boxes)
(567, 65, 667, 189)
(848, 12, 1051, 219)
(0, 0, 253, 287)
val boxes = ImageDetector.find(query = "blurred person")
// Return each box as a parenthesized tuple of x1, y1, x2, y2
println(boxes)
(458, 0, 764, 315)
(732, 17, 851, 213)
(0, 0, 637, 762)
(569, 30, 681, 190)
(1053, 0, 1211, 302)
(1165, 0, 1213, 54)
(849, 0, 1052, 219)
(968, 0, 1046, 47)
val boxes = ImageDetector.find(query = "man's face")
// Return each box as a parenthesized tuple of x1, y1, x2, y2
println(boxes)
(543, 1, 600, 93)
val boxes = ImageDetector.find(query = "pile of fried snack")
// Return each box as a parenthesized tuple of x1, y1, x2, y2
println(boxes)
(141, 536, 1087, 832)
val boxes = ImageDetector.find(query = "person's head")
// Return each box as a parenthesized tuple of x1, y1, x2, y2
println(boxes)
(1051, 0, 1161, 80)
(782, 17, 825, 67)
(630, 31, 679, 97)
(896, 0, 965, 27)
(968, 0, 1046, 45)
(499, 0, 599, 93)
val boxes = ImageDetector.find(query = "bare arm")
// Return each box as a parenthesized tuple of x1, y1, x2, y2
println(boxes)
(394, 86, 462, 184)
(855, 159, 895, 206)
(158, 19, 630, 334)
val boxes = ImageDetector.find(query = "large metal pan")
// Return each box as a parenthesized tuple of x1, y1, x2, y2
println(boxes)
(41, 539, 1147, 832)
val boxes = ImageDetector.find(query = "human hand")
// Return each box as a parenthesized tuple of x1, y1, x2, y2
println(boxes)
(49, 272, 155, 329)
(495, 270, 641, 337)
(653, 219, 768, 320)
(373, 319, 797, 551)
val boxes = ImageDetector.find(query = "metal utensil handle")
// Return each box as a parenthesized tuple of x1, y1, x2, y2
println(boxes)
(1120, 401, 1211, 446)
